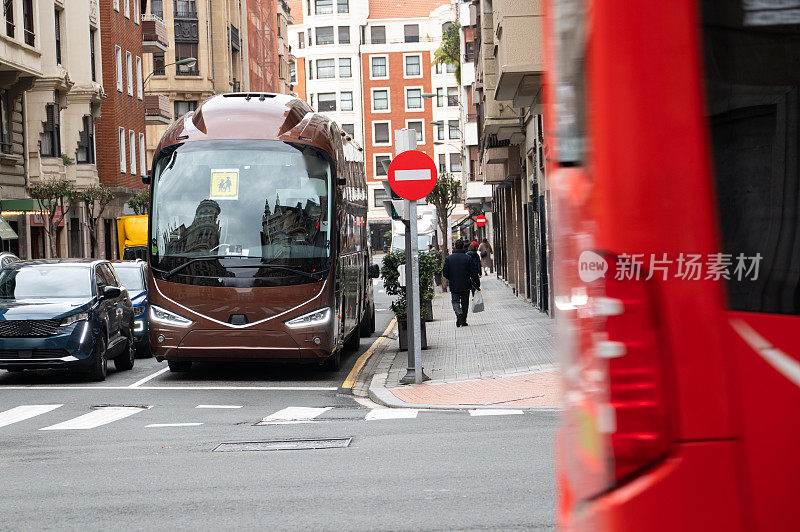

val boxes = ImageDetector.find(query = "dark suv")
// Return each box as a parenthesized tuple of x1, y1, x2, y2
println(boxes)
(0, 260, 135, 381)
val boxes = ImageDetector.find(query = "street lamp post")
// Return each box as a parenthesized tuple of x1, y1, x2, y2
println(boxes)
(143, 57, 197, 91)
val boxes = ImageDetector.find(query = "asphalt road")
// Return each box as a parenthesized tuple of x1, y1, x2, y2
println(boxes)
(0, 279, 557, 531)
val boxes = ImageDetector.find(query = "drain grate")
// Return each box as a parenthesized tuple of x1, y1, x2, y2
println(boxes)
(212, 438, 352, 452)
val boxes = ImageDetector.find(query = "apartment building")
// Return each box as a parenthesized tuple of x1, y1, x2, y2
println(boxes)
(275, 0, 293, 93)
(143, 0, 250, 165)
(246, 0, 294, 93)
(467, 0, 549, 313)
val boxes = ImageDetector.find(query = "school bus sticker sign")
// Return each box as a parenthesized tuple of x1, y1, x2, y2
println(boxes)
(210, 169, 239, 200)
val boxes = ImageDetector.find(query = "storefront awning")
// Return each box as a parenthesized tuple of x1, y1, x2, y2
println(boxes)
(0, 199, 43, 212)
(0, 215, 18, 240)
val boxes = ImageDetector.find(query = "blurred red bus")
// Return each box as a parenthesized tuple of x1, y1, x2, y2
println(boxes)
(546, 2, 800, 530)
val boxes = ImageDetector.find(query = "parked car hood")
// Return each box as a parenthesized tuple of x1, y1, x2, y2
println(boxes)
(0, 298, 94, 320)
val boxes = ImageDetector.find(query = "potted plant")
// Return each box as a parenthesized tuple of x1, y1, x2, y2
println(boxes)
(381, 249, 435, 350)
(419, 249, 440, 322)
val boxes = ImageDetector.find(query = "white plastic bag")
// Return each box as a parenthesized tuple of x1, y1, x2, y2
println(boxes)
(472, 290, 484, 313)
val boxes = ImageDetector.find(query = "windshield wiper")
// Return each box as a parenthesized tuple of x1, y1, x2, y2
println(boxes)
(252, 264, 327, 280)
(156, 256, 327, 281)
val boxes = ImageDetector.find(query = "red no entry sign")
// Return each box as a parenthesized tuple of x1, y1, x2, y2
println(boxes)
(475, 214, 487, 227)
(387, 150, 438, 201)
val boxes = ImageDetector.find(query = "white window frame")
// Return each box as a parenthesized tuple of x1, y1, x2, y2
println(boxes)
(369, 55, 389, 80)
(315, 58, 336, 79)
(405, 119, 425, 144)
(405, 86, 424, 112)
(139, 133, 146, 176)
(113, 0, 120, 12)
(371, 87, 390, 113)
(129, 130, 136, 175)
(338, 57, 352, 78)
(124, 0, 130, 18)
(126, 51, 133, 96)
(373, 153, 392, 179)
(133, 0, 140, 24)
(136, 56, 143, 99)
(372, 120, 391, 147)
(115, 46, 123, 92)
(118, 127, 126, 172)
(403, 53, 423, 79)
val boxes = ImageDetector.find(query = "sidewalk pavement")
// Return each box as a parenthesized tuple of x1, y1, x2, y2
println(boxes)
(354, 276, 561, 410)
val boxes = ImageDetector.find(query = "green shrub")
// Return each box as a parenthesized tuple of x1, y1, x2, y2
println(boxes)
(381, 248, 440, 320)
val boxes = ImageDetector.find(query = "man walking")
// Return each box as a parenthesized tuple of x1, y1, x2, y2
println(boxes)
(442, 239, 480, 327)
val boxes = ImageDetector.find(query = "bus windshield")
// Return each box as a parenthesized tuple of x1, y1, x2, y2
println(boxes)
(151, 140, 333, 285)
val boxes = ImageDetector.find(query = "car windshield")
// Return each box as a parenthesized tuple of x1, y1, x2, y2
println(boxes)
(151, 140, 333, 286)
(0, 265, 93, 299)
(112, 266, 144, 291)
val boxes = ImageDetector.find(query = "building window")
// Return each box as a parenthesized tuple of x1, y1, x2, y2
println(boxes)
(289, 62, 296, 83)
(436, 88, 444, 107)
(406, 88, 422, 109)
(139, 133, 146, 176)
(436, 122, 444, 140)
(316, 58, 335, 79)
(90, 29, 97, 81)
(307, 60, 313, 80)
(405, 55, 421, 77)
(408, 120, 423, 142)
(371, 56, 386, 78)
(465, 41, 474, 62)
(174, 100, 197, 120)
(298, 32, 304, 49)
(176, 43, 199, 75)
(316, 26, 333, 45)
(0, 91, 11, 154)
(54, 9, 62, 64)
(129, 130, 136, 175)
(337, 0, 348, 13)
(340, 91, 353, 111)
(450, 152, 462, 172)
(76, 115, 95, 164)
(435, 62, 443, 75)
(371, 25, 385, 44)
(126, 52, 133, 95)
(174, 0, 196, 16)
(438, 154, 446, 174)
(153, 52, 165, 75)
(375, 155, 390, 177)
(124, 0, 130, 18)
(342, 123, 355, 137)
(118, 127, 126, 172)
(114, 0, 119, 11)
(446, 62, 456, 73)
(338, 26, 349, 44)
(374, 122, 390, 144)
(318, 93, 336, 112)
(404, 24, 419, 43)
(115, 46, 123, 91)
(133, 0, 140, 23)
(314, 0, 332, 15)
(151, 0, 162, 17)
(373, 188, 388, 208)
(447, 86, 458, 106)
(136, 56, 143, 99)
(41, 103, 60, 157)
(5, 0, 14, 38)
(22, 0, 33, 46)
(339, 58, 351, 78)
(372, 89, 388, 111)
(448, 120, 460, 139)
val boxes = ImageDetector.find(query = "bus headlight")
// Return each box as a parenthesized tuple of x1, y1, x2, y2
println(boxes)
(285, 308, 331, 328)
(149, 305, 193, 327)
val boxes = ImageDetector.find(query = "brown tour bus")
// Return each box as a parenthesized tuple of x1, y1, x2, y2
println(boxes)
(144, 93, 377, 372)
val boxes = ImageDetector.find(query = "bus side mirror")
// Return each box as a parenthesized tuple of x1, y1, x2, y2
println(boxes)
(369, 264, 380, 279)
(142, 172, 151, 185)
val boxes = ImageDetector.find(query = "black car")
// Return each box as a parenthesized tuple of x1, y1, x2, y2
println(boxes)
(0, 259, 136, 381)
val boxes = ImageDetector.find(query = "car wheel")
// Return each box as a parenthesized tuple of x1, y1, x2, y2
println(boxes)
(322, 350, 341, 371)
(167, 360, 192, 372)
(114, 327, 135, 371)
(85, 333, 108, 382)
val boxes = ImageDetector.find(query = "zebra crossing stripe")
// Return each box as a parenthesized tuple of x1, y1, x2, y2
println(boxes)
(0, 405, 62, 428)
(259, 407, 332, 424)
(468, 409, 524, 416)
(365, 409, 419, 421)
(40, 406, 149, 431)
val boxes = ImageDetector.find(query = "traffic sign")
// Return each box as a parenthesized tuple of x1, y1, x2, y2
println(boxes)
(475, 214, 487, 227)
(387, 150, 438, 201)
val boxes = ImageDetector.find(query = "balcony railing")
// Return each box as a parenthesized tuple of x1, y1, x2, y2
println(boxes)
(144, 94, 171, 125)
(141, 14, 168, 53)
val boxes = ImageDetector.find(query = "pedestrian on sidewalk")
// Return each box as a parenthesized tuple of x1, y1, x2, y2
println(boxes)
(478, 238, 493, 275)
(467, 241, 483, 287)
(442, 239, 481, 327)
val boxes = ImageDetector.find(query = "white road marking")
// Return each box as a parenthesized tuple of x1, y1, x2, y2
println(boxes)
(196, 404, 242, 409)
(260, 406, 331, 424)
(40, 406, 149, 431)
(127, 367, 170, 388)
(0, 405, 62, 428)
(0, 386, 339, 391)
(365, 409, 419, 421)
(145, 423, 203, 428)
(468, 409, 524, 416)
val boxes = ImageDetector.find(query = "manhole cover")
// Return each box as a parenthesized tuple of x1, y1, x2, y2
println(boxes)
(212, 438, 352, 452)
